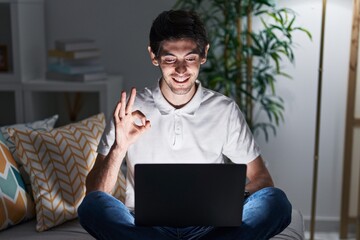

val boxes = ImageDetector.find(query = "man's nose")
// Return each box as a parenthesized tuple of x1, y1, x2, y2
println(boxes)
(175, 60, 187, 74)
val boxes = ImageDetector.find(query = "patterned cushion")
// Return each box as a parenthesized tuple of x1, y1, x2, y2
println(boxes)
(9, 113, 110, 231)
(0, 115, 59, 193)
(0, 115, 59, 163)
(0, 138, 35, 231)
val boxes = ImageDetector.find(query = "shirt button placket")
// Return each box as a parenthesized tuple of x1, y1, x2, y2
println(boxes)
(173, 113, 183, 149)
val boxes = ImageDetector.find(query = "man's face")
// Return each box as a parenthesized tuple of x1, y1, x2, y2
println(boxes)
(149, 39, 208, 106)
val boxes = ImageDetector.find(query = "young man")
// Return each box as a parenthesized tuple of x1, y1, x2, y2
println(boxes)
(78, 10, 292, 240)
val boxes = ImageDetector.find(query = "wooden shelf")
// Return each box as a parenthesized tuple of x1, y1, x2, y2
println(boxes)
(22, 76, 123, 125)
(0, 1, 123, 126)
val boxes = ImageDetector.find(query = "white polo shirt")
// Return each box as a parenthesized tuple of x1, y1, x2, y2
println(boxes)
(97, 80, 260, 211)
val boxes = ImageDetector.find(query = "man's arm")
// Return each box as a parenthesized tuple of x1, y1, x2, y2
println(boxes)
(86, 88, 151, 194)
(245, 155, 274, 194)
(86, 146, 126, 194)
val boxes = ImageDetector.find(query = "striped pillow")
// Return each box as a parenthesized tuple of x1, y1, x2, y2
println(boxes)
(0, 115, 58, 194)
(0, 115, 59, 163)
(9, 113, 115, 231)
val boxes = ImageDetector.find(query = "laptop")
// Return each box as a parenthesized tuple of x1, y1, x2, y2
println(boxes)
(134, 163, 247, 227)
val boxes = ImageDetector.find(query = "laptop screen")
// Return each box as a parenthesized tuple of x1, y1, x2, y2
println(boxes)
(135, 163, 247, 227)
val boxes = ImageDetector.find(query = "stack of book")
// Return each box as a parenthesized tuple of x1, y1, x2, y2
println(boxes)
(46, 39, 107, 82)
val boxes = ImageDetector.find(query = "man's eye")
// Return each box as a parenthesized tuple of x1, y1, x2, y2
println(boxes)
(164, 59, 176, 64)
(186, 58, 196, 62)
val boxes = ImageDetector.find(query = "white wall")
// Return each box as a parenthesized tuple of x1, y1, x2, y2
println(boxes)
(45, 0, 353, 227)
(256, 0, 352, 225)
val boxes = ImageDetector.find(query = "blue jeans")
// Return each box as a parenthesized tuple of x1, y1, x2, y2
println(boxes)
(78, 187, 291, 240)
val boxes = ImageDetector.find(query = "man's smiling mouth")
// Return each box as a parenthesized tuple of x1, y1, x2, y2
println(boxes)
(172, 76, 190, 83)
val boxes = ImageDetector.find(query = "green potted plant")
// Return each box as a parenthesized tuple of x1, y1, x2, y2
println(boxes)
(173, 0, 311, 140)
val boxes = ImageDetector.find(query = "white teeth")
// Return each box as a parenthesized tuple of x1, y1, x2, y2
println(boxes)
(173, 77, 188, 82)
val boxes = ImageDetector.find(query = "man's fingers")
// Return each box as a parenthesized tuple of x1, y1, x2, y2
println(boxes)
(119, 91, 127, 118)
(126, 88, 136, 114)
(134, 120, 151, 135)
(113, 90, 146, 133)
(132, 110, 150, 126)
(113, 99, 122, 121)
(144, 120, 151, 129)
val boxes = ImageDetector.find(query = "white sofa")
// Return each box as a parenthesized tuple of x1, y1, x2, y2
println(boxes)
(0, 114, 305, 239)
(0, 209, 305, 239)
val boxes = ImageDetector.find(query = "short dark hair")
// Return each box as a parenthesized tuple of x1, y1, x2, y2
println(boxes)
(149, 10, 209, 58)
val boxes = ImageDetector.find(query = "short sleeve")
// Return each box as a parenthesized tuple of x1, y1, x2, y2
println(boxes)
(222, 102, 261, 164)
(97, 117, 116, 156)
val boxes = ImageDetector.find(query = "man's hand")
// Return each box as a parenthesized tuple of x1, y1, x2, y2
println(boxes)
(113, 88, 151, 152)
(85, 88, 150, 194)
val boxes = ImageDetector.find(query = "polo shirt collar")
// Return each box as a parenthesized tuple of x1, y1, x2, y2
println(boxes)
(152, 79, 203, 115)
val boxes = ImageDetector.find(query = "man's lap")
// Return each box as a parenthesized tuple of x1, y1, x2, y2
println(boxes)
(78, 187, 291, 240)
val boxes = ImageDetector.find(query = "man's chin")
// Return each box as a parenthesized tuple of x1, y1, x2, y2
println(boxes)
(171, 89, 191, 95)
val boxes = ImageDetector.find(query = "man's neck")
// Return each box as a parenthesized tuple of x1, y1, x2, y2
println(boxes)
(160, 80, 198, 109)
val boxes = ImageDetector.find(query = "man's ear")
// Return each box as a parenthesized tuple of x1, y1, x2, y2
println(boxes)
(147, 46, 159, 66)
(201, 44, 210, 65)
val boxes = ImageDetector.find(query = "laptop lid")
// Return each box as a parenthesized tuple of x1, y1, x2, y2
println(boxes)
(135, 163, 247, 227)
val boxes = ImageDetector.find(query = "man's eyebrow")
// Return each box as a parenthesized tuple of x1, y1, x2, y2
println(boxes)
(161, 52, 176, 57)
(160, 50, 200, 57)
(186, 50, 200, 55)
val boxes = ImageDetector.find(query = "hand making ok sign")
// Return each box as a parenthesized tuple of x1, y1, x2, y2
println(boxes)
(113, 88, 151, 151)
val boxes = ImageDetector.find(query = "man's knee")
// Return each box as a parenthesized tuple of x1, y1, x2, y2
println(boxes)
(257, 187, 290, 203)
(269, 187, 292, 212)
(260, 187, 292, 224)
(249, 187, 292, 218)
(78, 191, 102, 221)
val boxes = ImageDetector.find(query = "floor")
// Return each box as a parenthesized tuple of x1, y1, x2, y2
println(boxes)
(304, 231, 356, 240)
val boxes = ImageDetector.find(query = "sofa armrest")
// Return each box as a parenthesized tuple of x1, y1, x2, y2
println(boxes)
(270, 209, 305, 240)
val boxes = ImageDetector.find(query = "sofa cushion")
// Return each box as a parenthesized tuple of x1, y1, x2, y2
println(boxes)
(0, 209, 304, 239)
(0, 115, 59, 163)
(9, 113, 106, 232)
(0, 138, 35, 231)
(0, 218, 94, 239)
(0, 115, 59, 193)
